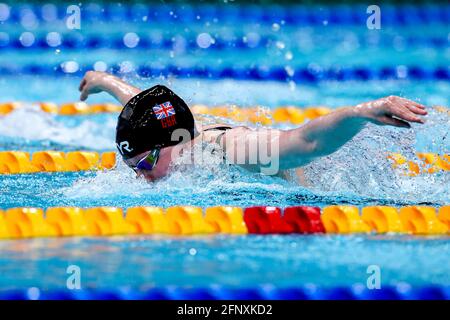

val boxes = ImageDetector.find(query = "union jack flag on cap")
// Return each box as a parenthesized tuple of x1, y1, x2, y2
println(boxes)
(153, 101, 176, 120)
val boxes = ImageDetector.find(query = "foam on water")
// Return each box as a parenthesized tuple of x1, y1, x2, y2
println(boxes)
(62, 145, 304, 207)
(0, 105, 116, 150)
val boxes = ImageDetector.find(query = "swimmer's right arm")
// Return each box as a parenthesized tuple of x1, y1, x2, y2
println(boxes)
(216, 96, 427, 174)
(277, 96, 427, 169)
(78, 71, 141, 105)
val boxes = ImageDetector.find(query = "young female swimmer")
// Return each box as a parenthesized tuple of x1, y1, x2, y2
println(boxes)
(79, 71, 427, 182)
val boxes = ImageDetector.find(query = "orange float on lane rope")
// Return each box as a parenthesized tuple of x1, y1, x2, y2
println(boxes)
(361, 206, 404, 233)
(0, 210, 9, 239)
(166, 206, 212, 235)
(303, 107, 331, 119)
(0, 151, 38, 174)
(84, 207, 135, 236)
(59, 102, 90, 115)
(399, 206, 448, 235)
(65, 151, 100, 171)
(39, 102, 58, 113)
(437, 155, 450, 171)
(31, 151, 67, 172)
(321, 206, 370, 234)
(46, 207, 89, 236)
(272, 106, 305, 124)
(0, 102, 22, 115)
(5, 208, 57, 238)
(438, 206, 450, 231)
(90, 103, 122, 113)
(387, 153, 420, 176)
(100, 152, 116, 169)
(417, 153, 441, 174)
(205, 206, 247, 234)
(125, 207, 169, 234)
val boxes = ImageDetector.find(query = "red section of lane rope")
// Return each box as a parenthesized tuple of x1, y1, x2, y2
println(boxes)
(283, 206, 325, 234)
(243, 207, 293, 234)
(243, 206, 325, 234)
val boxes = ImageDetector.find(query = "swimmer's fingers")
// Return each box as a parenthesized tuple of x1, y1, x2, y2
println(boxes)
(380, 116, 411, 128)
(397, 99, 428, 116)
(396, 110, 424, 124)
(80, 88, 89, 101)
(396, 97, 426, 110)
(79, 82, 92, 101)
(405, 104, 427, 115)
(389, 103, 425, 124)
(78, 78, 87, 91)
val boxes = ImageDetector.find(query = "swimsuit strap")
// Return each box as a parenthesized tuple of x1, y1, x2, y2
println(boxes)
(203, 126, 233, 132)
(203, 125, 232, 147)
(214, 131, 228, 147)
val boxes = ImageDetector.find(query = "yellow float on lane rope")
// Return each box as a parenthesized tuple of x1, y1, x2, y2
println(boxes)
(0, 210, 9, 239)
(438, 206, 450, 231)
(65, 151, 100, 171)
(5, 208, 57, 238)
(166, 206, 213, 235)
(84, 207, 135, 236)
(361, 206, 404, 233)
(321, 206, 370, 234)
(399, 206, 448, 235)
(205, 206, 248, 234)
(46, 207, 89, 236)
(125, 207, 169, 234)
(59, 102, 90, 115)
(0, 151, 38, 174)
(31, 151, 67, 172)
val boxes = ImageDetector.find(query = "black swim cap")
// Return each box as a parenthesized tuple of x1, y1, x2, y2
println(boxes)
(115, 85, 195, 159)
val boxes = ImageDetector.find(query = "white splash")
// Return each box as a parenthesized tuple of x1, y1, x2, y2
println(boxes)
(0, 104, 116, 150)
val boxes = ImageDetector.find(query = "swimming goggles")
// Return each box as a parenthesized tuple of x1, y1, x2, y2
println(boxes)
(131, 149, 160, 172)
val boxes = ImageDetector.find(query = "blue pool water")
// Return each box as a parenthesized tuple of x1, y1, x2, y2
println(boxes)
(0, 3, 449, 293)
(0, 235, 449, 291)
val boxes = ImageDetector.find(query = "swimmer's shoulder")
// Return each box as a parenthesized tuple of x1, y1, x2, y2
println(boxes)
(198, 124, 250, 146)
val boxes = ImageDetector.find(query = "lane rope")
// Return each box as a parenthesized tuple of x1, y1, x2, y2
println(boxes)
(0, 150, 449, 176)
(0, 284, 448, 300)
(1, 102, 448, 121)
(1, 64, 448, 82)
(0, 205, 449, 239)
(1, 33, 447, 51)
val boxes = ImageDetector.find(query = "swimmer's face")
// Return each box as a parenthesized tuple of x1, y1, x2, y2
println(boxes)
(123, 133, 196, 181)
(124, 144, 184, 182)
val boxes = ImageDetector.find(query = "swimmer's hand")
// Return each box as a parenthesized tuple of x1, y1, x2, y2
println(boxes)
(78, 71, 141, 105)
(356, 95, 427, 128)
(78, 71, 111, 101)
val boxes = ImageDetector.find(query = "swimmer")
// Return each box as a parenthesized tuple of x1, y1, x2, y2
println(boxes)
(79, 71, 427, 181)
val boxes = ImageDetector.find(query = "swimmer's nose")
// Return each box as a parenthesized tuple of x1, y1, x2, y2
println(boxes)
(135, 171, 145, 179)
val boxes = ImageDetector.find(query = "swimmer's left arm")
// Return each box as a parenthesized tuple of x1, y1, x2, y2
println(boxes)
(278, 96, 427, 169)
(78, 71, 141, 105)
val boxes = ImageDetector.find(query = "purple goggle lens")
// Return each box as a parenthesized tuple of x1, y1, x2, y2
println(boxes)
(133, 149, 160, 171)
